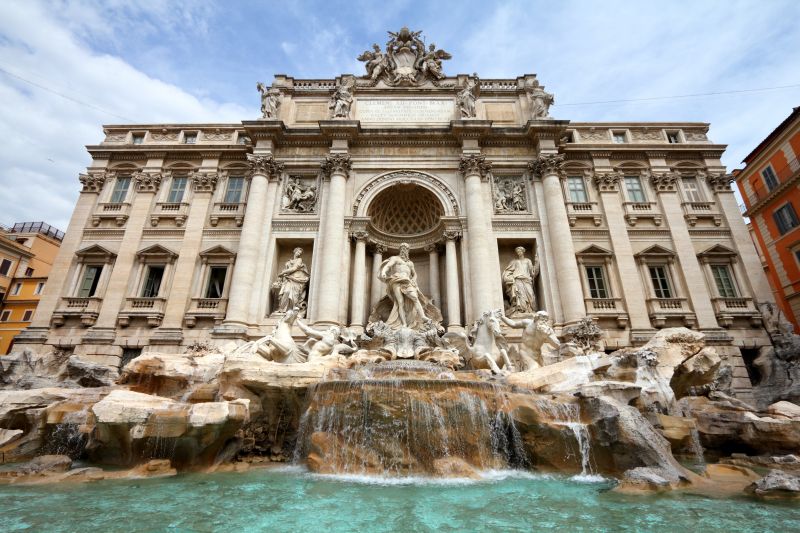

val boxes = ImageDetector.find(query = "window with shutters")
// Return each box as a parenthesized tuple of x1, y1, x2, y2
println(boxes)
(224, 176, 245, 203)
(624, 176, 646, 203)
(166, 176, 188, 203)
(567, 176, 588, 203)
(109, 176, 131, 203)
(648, 266, 673, 299)
(77, 265, 103, 298)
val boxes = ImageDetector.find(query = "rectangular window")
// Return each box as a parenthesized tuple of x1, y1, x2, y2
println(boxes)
(35, 282, 45, 295)
(711, 265, 738, 298)
(140, 265, 165, 298)
(22, 310, 33, 321)
(773, 203, 800, 235)
(205, 266, 228, 298)
(567, 176, 588, 203)
(224, 176, 244, 203)
(184, 132, 197, 144)
(624, 176, 646, 203)
(585, 266, 609, 299)
(0, 259, 12, 276)
(110, 177, 131, 203)
(612, 131, 627, 144)
(761, 166, 779, 191)
(132, 133, 145, 145)
(666, 131, 681, 144)
(25, 267, 34, 277)
(649, 266, 673, 299)
(10, 283, 21, 296)
(681, 177, 704, 202)
(166, 176, 188, 203)
(78, 265, 103, 298)
(0, 310, 10, 322)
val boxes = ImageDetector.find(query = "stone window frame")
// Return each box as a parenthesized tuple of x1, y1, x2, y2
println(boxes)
(181, 130, 199, 145)
(697, 244, 750, 300)
(129, 245, 178, 300)
(107, 174, 133, 204)
(611, 129, 630, 144)
(217, 172, 250, 204)
(561, 166, 594, 202)
(194, 245, 236, 300)
(576, 245, 619, 300)
(130, 131, 146, 145)
(68, 244, 117, 299)
(664, 129, 684, 144)
(773, 202, 800, 236)
(679, 174, 707, 203)
(622, 174, 648, 203)
(634, 245, 685, 301)
(761, 164, 779, 191)
(158, 172, 192, 205)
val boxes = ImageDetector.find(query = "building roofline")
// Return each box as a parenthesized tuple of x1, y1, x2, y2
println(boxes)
(742, 106, 800, 165)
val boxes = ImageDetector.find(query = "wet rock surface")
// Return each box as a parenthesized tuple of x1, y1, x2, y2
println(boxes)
(747, 469, 800, 498)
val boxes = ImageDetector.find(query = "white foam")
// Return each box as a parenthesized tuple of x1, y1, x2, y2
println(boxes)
(297, 469, 552, 486)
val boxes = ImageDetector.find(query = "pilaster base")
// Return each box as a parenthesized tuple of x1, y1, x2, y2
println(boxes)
(150, 328, 184, 345)
(212, 322, 249, 339)
(11, 326, 49, 345)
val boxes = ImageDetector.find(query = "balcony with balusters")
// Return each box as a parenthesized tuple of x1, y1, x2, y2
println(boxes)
(151, 202, 190, 227)
(91, 202, 131, 227)
(117, 297, 166, 327)
(51, 297, 103, 327)
(209, 202, 245, 227)
(646, 297, 696, 328)
(183, 298, 228, 327)
(565, 202, 603, 227)
(623, 202, 662, 226)
(682, 201, 722, 226)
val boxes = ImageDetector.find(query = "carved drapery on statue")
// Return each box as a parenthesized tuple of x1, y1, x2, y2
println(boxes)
(370, 243, 442, 331)
(502, 247, 539, 316)
(256, 82, 281, 119)
(272, 247, 310, 315)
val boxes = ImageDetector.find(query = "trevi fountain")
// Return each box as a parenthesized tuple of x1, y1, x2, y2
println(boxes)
(1, 28, 799, 532)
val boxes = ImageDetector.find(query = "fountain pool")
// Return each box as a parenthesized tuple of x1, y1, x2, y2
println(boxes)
(1, 467, 798, 532)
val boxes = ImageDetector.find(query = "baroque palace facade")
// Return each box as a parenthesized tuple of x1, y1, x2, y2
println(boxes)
(15, 29, 775, 398)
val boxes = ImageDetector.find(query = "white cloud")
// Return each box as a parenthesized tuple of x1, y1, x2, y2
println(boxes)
(0, 1, 247, 230)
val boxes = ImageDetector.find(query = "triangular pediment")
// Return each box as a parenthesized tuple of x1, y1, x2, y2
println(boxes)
(576, 244, 613, 257)
(199, 245, 235, 258)
(75, 244, 116, 259)
(635, 244, 675, 258)
(136, 244, 178, 259)
(697, 244, 737, 258)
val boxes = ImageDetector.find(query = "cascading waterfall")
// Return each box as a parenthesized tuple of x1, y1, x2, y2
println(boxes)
(293, 360, 528, 477)
(533, 399, 597, 478)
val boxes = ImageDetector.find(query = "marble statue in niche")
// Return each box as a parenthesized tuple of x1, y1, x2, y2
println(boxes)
(281, 177, 318, 212)
(256, 82, 281, 119)
(493, 177, 527, 213)
(502, 246, 539, 316)
(457, 75, 480, 118)
(379, 243, 430, 330)
(329, 76, 355, 119)
(273, 247, 310, 314)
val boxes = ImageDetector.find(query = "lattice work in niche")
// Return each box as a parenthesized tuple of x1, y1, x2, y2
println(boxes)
(368, 184, 444, 236)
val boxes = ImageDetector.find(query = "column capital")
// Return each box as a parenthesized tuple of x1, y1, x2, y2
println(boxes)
(191, 171, 219, 193)
(246, 153, 284, 180)
(351, 230, 369, 242)
(648, 170, 679, 193)
(703, 171, 734, 193)
(459, 154, 492, 180)
(371, 242, 387, 255)
(442, 229, 462, 241)
(133, 171, 164, 193)
(321, 153, 352, 179)
(528, 154, 565, 179)
(79, 171, 113, 193)
(592, 170, 623, 192)
(424, 243, 440, 253)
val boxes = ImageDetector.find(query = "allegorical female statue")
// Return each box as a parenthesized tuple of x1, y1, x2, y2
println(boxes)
(274, 247, 310, 313)
(502, 246, 539, 316)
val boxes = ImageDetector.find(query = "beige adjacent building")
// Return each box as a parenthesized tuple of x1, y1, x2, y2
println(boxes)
(14, 29, 774, 398)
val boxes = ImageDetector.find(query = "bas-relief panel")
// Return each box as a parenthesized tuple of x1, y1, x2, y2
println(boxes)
(293, 102, 329, 123)
(483, 102, 517, 124)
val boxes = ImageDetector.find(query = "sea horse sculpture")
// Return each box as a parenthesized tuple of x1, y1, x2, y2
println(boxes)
(444, 309, 515, 374)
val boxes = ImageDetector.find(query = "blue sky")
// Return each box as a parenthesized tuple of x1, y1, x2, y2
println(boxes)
(1, 0, 799, 229)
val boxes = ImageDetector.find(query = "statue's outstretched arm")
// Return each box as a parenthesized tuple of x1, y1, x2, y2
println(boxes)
(296, 319, 322, 339)
(500, 314, 523, 329)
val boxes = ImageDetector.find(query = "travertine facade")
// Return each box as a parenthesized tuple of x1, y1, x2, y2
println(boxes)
(14, 29, 775, 399)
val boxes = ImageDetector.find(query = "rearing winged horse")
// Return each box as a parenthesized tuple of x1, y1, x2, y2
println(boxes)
(443, 309, 515, 374)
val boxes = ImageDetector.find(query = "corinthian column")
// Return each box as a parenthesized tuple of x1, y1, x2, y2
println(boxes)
(530, 154, 585, 323)
(460, 155, 495, 318)
(369, 243, 386, 311)
(426, 243, 441, 307)
(349, 231, 368, 330)
(443, 230, 462, 329)
(224, 154, 283, 329)
(315, 154, 352, 326)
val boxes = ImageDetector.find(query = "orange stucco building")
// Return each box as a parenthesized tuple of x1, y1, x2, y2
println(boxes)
(736, 107, 800, 331)
(0, 222, 63, 353)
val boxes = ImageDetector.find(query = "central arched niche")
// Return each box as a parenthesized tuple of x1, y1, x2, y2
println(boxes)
(367, 183, 444, 237)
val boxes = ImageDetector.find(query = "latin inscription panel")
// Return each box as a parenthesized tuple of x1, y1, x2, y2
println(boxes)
(356, 98, 455, 123)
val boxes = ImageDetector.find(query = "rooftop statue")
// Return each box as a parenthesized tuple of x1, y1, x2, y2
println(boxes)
(357, 27, 451, 86)
(256, 82, 281, 119)
(329, 76, 354, 119)
(457, 75, 480, 118)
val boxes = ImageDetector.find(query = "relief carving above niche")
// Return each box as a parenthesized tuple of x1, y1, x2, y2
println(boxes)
(281, 175, 319, 213)
(492, 176, 528, 213)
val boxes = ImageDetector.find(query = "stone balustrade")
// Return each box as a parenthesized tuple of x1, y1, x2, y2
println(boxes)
(92, 202, 131, 227)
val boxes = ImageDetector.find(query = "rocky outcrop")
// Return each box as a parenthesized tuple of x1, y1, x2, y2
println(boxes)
(747, 469, 800, 498)
(670, 347, 721, 399)
(88, 390, 249, 468)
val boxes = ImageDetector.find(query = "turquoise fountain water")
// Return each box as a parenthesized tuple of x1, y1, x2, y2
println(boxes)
(1, 467, 799, 532)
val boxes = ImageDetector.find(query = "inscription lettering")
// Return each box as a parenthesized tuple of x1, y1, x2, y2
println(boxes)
(357, 98, 455, 123)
